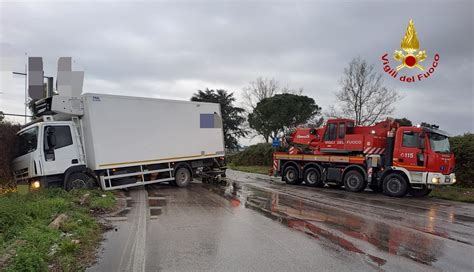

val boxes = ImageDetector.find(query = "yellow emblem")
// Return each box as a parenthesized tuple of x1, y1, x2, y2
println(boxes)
(394, 19, 427, 71)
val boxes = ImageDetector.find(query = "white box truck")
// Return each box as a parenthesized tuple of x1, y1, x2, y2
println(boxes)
(11, 93, 226, 190)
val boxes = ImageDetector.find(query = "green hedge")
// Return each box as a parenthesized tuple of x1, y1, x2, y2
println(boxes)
(0, 121, 21, 186)
(450, 133, 474, 187)
(228, 143, 274, 166)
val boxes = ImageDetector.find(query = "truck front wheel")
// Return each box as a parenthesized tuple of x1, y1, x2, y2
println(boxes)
(175, 167, 192, 187)
(408, 186, 432, 197)
(65, 172, 97, 191)
(283, 166, 301, 185)
(382, 173, 408, 197)
(344, 170, 366, 192)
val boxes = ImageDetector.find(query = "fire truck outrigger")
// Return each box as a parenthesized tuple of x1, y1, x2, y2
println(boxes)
(272, 118, 456, 197)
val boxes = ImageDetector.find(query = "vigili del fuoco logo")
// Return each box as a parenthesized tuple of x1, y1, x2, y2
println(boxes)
(381, 19, 439, 83)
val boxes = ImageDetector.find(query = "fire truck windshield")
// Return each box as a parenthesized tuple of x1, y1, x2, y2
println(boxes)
(428, 133, 451, 153)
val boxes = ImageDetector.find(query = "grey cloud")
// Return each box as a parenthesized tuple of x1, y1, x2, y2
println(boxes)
(0, 0, 472, 135)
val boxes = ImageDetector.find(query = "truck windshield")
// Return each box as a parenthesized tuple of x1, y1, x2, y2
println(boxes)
(16, 127, 39, 157)
(428, 133, 450, 153)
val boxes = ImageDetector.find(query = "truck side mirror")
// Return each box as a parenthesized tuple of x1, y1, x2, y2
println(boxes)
(417, 135, 425, 150)
(47, 134, 56, 148)
(46, 127, 57, 148)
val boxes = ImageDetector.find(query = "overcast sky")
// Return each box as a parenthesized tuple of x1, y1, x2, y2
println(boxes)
(1, 0, 473, 142)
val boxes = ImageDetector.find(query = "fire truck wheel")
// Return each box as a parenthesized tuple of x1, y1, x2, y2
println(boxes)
(304, 168, 323, 187)
(283, 166, 301, 185)
(343, 170, 366, 192)
(65, 172, 97, 191)
(408, 186, 432, 197)
(175, 167, 192, 187)
(382, 173, 408, 197)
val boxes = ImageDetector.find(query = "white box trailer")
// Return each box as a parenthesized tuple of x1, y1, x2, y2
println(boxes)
(12, 93, 226, 190)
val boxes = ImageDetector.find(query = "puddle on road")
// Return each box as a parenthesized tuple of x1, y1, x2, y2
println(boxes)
(149, 198, 166, 207)
(147, 187, 168, 219)
(205, 180, 453, 268)
(150, 208, 163, 216)
(147, 188, 167, 197)
(454, 214, 474, 223)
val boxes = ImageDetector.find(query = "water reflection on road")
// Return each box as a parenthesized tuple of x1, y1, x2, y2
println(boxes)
(89, 170, 474, 272)
(217, 170, 474, 272)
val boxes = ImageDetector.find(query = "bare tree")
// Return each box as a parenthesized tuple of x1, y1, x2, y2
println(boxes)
(327, 57, 401, 125)
(242, 77, 279, 110)
(243, 77, 304, 111)
(243, 77, 308, 142)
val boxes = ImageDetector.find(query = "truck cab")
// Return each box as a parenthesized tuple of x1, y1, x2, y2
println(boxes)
(319, 119, 355, 152)
(12, 118, 85, 188)
(392, 126, 456, 187)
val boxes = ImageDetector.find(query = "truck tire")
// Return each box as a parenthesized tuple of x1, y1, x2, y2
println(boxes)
(304, 168, 323, 187)
(283, 166, 301, 185)
(65, 172, 97, 191)
(408, 186, 432, 197)
(343, 170, 366, 192)
(382, 173, 408, 197)
(175, 167, 192, 187)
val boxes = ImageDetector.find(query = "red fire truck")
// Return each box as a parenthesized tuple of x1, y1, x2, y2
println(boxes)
(272, 118, 456, 197)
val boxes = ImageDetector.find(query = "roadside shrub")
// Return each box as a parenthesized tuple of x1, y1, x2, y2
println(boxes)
(9, 245, 48, 272)
(0, 121, 21, 187)
(0, 198, 33, 240)
(450, 133, 474, 187)
(59, 239, 80, 254)
(228, 143, 273, 166)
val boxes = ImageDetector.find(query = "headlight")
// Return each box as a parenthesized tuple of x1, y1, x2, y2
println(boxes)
(32, 181, 41, 189)
(431, 177, 440, 184)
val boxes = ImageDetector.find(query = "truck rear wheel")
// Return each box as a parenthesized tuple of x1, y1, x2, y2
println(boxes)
(283, 166, 301, 185)
(175, 167, 192, 187)
(304, 168, 323, 187)
(408, 186, 432, 197)
(344, 170, 366, 192)
(382, 173, 408, 197)
(65, 172, 97, 191)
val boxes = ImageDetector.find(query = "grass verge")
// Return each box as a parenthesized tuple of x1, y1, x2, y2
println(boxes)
(0, 188, 115, 271)
(431, 186, 474, 203)
(227, 164, 271, 175)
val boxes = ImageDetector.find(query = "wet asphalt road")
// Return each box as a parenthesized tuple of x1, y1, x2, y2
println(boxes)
(88, 170, 474, 272)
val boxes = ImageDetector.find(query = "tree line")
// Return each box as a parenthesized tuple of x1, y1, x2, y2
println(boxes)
(192, 57, 402, 150)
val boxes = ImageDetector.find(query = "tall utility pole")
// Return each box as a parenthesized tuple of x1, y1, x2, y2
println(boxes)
(12, 53, 28, 124)
(24, 60, 27, 123)
(12, 69, 28, 124)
